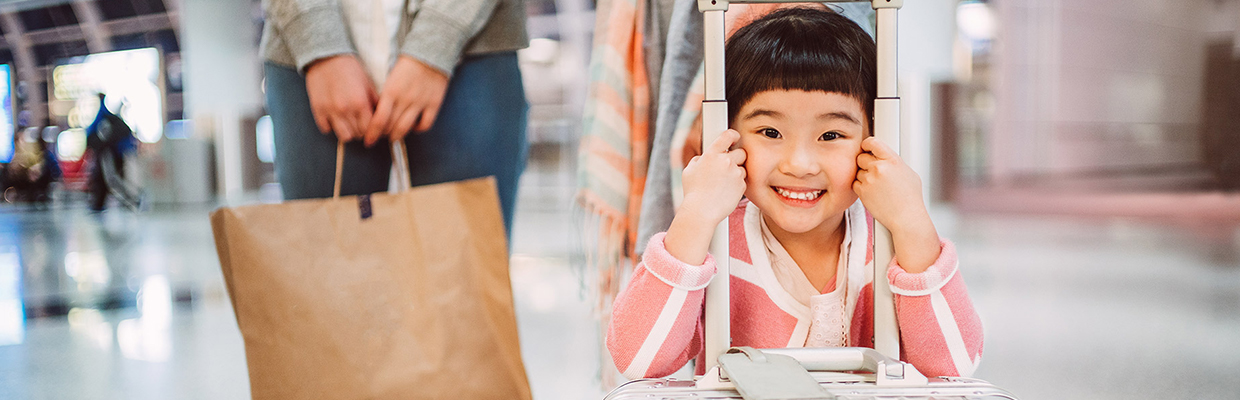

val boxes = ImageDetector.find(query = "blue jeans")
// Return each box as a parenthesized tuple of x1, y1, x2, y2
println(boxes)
(264, 53, 528, 234)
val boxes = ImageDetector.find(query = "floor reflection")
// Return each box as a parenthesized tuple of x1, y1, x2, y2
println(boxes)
(0, 248, 23, 346)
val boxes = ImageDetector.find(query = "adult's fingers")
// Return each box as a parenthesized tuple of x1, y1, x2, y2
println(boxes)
(365, 97, 396, 146)
(388, 107, 420, 145)
(313, 112, 331, 134)
(414, 103, 439, 133)
(330, 115, 355, 142)
(354, 108, 373, 144)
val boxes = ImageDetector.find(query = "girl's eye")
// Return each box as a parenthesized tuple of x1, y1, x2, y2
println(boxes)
(761, 128, 781, 139)
(819, 131, 842, 141)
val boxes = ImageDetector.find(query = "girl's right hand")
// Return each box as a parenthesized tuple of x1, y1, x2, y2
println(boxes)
(680, 129, 747, 227)
(665, 129, 746, 265)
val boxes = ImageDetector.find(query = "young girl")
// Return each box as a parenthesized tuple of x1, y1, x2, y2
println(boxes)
(607, 7, 983, 379)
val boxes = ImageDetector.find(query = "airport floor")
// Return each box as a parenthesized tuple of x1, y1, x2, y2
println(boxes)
(0, 148, 1237, 399)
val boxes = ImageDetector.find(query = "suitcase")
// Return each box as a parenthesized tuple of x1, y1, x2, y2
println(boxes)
(604, 347, 1017, 400)
(605, 0, 1018, 399)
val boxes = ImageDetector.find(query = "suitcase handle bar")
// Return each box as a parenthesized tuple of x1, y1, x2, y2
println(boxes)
(739, 347, 928, 385)
(757, 347, 899, 374)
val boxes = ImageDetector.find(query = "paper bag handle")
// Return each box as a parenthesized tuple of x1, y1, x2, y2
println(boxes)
(332, 140, 414, 199)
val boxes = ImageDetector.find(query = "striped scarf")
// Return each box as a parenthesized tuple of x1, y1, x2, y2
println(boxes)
(578, 0, 650, 386)
(579, 0, 650, 304)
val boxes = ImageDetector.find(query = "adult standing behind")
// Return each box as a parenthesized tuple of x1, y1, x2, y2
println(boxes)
(261, 0, 530, 234)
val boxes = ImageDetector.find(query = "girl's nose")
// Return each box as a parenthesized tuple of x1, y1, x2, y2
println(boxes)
(778, 144, 821, 178)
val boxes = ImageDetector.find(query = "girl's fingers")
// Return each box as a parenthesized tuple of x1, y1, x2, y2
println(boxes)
(707, 129, 740, 154)
(728, 148, 747, 165)
(861, 137, 896, 160)
(857, 152, 877, 170)
(855, 169, 870, 186)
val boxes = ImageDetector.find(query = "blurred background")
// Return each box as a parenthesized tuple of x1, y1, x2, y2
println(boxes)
(0, 0, 1233, 399)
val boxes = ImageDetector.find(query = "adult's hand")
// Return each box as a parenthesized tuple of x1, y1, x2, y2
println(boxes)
(304, 55, 378, 142)
(363, 55, 449, 147)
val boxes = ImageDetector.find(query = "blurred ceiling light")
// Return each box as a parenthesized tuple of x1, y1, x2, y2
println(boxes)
(56, 128, 86, 162)
(256, 115, 275, 163)
(521, 38, 560, 65)
(957, 1, 995, 42)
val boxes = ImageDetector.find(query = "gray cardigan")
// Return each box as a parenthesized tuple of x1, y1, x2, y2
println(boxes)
(260, 0, 528, 76)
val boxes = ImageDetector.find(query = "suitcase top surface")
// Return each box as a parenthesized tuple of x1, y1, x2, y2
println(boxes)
(604, 376, 1018, 400)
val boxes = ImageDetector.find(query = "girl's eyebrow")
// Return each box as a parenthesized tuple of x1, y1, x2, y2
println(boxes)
(741, 108, 861, 126)
(741, 108, 783, 121)
(818, 112, 861, 125)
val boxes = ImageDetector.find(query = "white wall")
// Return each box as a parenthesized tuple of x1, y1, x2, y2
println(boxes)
(989, 0, 1213, 184)
(896, 0, 957, 204)
(178, 0, 263, 200)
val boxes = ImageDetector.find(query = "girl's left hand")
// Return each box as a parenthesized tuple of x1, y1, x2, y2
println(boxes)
(853, 137, 926, 230)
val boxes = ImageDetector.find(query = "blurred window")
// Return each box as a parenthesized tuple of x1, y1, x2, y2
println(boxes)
(33, 41, 90, 67)
(256, 116, 274, 163)
(96, 0, 167, 21)
(110, 30, 180, 54)
(18, 4, 79, 31)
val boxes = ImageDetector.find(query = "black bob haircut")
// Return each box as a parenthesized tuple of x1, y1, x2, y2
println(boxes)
(725, 7, 877, 129)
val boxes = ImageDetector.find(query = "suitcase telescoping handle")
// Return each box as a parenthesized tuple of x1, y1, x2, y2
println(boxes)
(698, 0, 905, 374)
(712, 347, 928, 398)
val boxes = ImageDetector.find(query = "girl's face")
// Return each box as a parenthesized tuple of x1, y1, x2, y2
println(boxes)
(735, 89, 868, 236)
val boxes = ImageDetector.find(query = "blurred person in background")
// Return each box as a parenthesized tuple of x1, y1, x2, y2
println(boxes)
(85, 92, 140, 212)
(3, 126, 57, 206)
(261, 0, 530, 234)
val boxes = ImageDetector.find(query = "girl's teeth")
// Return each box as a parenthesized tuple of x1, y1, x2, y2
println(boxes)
(776, 188, 822, 201)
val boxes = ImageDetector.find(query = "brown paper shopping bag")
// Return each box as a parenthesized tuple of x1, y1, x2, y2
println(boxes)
(210, 143, 531, 400)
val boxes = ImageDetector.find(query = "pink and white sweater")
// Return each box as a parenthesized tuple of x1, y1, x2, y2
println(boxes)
(607, 200, 983, 379)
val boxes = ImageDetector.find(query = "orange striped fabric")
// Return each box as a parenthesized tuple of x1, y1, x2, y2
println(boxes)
(579, 0, 651, 310)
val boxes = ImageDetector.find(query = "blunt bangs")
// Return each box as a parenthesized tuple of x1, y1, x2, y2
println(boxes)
(725, 7, 877, 128)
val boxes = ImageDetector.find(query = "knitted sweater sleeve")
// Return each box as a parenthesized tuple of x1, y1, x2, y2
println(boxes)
(399, 0, 499, 76)
(888, 238, 984, 377)
(607, 232, 717, 379)
(261, 0, 356, 72)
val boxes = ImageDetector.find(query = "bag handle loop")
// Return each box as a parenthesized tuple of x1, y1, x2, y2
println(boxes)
(332, 141, 414, 199)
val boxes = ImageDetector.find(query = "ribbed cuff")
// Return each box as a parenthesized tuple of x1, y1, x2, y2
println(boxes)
(399, 8, 469, 77)
(641, 232, 717, 291)
(887, 238, 959, 296)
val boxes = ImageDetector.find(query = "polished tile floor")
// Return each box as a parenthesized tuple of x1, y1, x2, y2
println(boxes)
(0, 154, 1238, 399)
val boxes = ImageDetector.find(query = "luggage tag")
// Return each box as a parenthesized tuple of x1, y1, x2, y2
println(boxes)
(718, 347, 833, 400)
